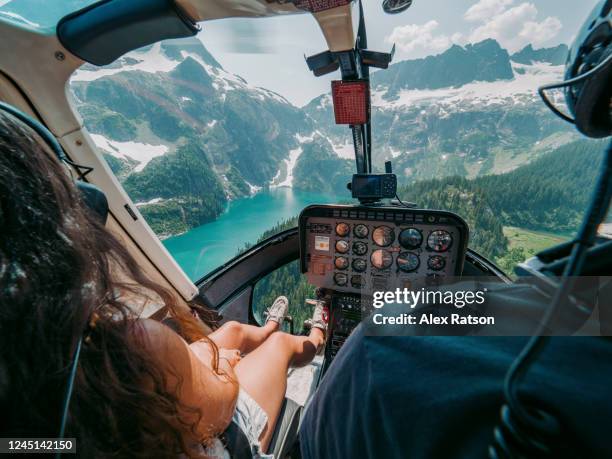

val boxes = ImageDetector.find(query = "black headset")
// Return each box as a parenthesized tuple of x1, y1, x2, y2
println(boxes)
(0, 101, 109, 223)
(539, 0, 612, 138)
(0, 101, 109, 449)
(490, 2, 612, 457)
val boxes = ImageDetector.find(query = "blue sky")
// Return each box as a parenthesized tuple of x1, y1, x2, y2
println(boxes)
(198, 0, 600, 106)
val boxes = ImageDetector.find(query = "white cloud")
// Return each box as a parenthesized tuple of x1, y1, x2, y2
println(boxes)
(383, 1, 562, 59)
(467, 2, 561, 52)
(464, 0, 515, 23)
(385, 20, 463, 57)
(519, 16, 563, 47)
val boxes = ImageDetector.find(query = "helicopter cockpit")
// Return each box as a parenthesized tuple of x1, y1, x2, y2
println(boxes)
(1, 0, 611, 457)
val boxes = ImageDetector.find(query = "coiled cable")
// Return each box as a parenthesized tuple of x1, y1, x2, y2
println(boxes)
(489, 140, 612, 458)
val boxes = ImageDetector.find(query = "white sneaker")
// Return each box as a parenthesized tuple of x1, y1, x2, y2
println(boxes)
(265, 296, 289, 325)
(304, 299, 328, 335)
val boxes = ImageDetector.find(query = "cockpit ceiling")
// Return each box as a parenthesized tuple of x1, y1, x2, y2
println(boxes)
(176, 0, 352, 20)
(177, 0, 355, 51)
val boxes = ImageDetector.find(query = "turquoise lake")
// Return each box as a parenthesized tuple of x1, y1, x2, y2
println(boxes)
(163, 188, 339, 281)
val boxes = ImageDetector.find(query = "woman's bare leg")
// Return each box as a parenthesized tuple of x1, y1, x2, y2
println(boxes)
(234, 328, 325, 452)
(208, 320, 279, 354)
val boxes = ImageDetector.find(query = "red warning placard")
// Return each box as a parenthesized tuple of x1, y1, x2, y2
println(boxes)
(331, 80, 370, 125)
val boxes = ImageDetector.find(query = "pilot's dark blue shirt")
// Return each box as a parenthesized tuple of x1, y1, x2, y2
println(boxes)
(299, 328, 612, 458)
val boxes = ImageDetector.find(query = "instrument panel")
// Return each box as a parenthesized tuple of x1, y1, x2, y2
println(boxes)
(299, 204, 469, 296)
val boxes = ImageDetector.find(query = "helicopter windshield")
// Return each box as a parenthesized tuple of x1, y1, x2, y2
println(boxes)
(65, 1, 605, 287)
(0, 0, 100, 32)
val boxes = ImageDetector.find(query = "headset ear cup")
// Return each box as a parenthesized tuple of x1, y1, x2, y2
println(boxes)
(573, 52, 612, 138)
(77, 181, 109, 224)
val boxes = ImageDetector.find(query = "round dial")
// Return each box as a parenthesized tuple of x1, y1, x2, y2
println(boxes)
(371, 249, 393, 269)
(335, 222, 350, 237)
(334, 272, 348, 286)
(354, 224, 369, 239)
(335, 256, 349, 270)
(352, 241, 368, 256)
(335, 240, 349, 254)
(427, 230, 453, 252)
(352, 258, 367, 272)
(372, 226, 395, 247)
(399, 228, 423, 249)
(397, 252, 420, 272)
(351, 275, 365, 289)
(428, 255, 446, 271)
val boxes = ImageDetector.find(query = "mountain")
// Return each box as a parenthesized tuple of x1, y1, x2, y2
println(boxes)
(70, 37, 578, 238)
(397, 139, 605, 264)
(372, 39, 514, 100)
(305, 39, 576, 184)
(510, 44, 569, 66)
(292, 137, 354, 194)
(71, 37, 314, 236)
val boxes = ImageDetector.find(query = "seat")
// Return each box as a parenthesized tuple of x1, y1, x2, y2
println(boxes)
(269, 397, 302, 458)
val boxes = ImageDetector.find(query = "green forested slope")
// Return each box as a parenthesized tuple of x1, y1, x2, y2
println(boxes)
(397, 139, 604, 271)
(240, 220, 316, 330)
(475, 140, 603, 233)
(293, 138, 354, 195)
(398, 140, 603, 234)
(123, 142, 227, 236)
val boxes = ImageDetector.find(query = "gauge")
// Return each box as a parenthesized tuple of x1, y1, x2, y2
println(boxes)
(335, 222, 350, 237)
(397, 252, 420, 272)
(335, 256, 349, 270)
(427, 230, 453, 252)
(354, 224, 369, 239)
(352, 241, 368, 256)
(371, 249, 393, 269)
(399, 228, 422, 249)
(351, 275, 364, 289)
(428, 255, 446, 271)
(335, 240, 349, 253)
(334, 272, 348, 286)
(372, 226, 395, 247)
(352, 258, 367, 272)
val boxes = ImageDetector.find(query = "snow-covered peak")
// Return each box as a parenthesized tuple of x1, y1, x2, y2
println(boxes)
(371, 61, 564, 110)
(72, 41, 293, 107)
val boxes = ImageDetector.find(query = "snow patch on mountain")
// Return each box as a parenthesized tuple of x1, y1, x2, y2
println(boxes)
(245, 181, 262, 195)
(332, 142, 355, 159)
(270, 146, 303, 188)
(296, 132, 317, 143)
(135, 197, 164, 207)
(90, 133, 169, 172)
(371, 62, 564, 109)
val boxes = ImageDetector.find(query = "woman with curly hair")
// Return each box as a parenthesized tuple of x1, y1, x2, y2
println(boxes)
(0, 109, 326, 458)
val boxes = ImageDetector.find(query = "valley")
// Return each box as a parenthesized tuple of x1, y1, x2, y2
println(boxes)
(67, 35, 601, 278)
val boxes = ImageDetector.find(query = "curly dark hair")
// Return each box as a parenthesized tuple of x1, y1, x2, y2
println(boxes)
(0, 110, 221, 457)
